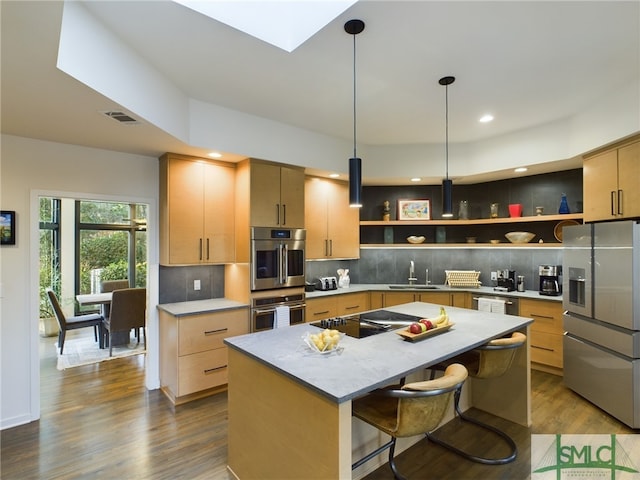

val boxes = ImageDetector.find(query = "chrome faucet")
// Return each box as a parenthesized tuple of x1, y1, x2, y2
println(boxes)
(408, 260, 417, 285)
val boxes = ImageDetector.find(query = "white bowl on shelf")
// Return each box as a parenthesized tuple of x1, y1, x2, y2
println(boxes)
(406, 236, 425, 244)
(505, 231, 536, 244)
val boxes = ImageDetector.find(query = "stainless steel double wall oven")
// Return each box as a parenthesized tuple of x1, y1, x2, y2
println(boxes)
(250, 227, 306, 332)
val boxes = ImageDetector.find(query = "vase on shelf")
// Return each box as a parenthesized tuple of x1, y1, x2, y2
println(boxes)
(558, 193, 570, 214)
(458, 200, 469, 220)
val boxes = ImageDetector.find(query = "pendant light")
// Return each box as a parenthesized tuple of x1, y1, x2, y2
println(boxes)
(439, 76, 455, 218)
(345, 19, 365, 208)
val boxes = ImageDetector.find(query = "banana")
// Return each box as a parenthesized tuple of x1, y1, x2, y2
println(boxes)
(435, 307, 449, 326)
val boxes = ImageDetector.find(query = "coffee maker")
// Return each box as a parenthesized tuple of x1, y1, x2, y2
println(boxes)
(539, 265, 562, 296)
(495, 269, 516, 292)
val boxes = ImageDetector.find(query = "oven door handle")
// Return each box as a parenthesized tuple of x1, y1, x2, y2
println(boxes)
(472, 297, 514, 305)
(279, 243, 288, 285)
(253, 303, 306, 316)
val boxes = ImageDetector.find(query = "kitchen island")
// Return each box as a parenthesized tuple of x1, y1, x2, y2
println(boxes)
(224, 302, 532, 480)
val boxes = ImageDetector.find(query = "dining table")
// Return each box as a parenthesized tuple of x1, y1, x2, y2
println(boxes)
(76, 292, 129, 346)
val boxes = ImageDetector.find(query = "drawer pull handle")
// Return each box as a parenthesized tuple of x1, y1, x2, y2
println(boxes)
(204, 365, 227, 374)
(314, 310, 330, 316)
(344, 305, 360, 310)
(531, 314, 555, 320)
(531, 345, 555, 352)
(204, 328, 228, 336)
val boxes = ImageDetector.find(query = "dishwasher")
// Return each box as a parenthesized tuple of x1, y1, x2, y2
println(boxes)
(472, 294, 519, 316)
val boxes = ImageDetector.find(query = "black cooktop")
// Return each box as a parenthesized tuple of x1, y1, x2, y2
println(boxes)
(309, 310, 422, 338)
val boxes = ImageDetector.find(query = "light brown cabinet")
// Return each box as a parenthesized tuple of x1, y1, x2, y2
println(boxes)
(305, 292, 370, 321)
(160, 153, 235, 265)
(370, 290, 468, 309)
(583, 137, 640, 222)
(159, 307, 249, 404)
(250, 161, 305, 228)
(305, 177, 360, 259)
(519, 298, 563, 373)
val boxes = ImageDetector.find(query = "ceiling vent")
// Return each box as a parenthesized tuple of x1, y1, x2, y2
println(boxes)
(100, 110, 141, 125)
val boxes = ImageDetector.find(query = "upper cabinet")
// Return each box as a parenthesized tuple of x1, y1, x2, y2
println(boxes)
(305, 177, 360, 259)
(160, 153, 235, 265)
(250, 162, 305, 228)
(583, 136, 640, 222)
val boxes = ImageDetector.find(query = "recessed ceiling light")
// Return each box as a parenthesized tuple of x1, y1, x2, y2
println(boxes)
(329, 173, 340, 178)
(411, 177, 421, 182)
(208, 152, 222, 158)
(514, 167, 528, 173)
(479, 114, 494, 123)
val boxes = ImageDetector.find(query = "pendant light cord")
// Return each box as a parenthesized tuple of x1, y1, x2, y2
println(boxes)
(352, 33, 357, 159)
(445, 83, 449, 180)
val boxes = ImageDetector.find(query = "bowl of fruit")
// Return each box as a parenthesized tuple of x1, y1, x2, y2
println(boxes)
(303, 329, 345, 354)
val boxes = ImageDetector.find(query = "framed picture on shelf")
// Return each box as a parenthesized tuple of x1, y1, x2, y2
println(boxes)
(397, 199, 431, 221)
(1, 210, 16, 245)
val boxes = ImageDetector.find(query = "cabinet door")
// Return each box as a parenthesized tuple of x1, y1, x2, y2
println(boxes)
(305, 177, 359, 259)
(305, 178, 330, 259)
(417, 292, 451, 306)
(279, 167, 305, 228)
(583, 149, 618, 222)
(337, 292, 369, 316)
(167, 158, 205, 264)
(250, 163, 282, 227)
(203, 162, 236, 263)
(305, 297, 337, 322)
(617, 141, 640, 218)
(384, 292, 415, 307)
(326, 181, 360, 259)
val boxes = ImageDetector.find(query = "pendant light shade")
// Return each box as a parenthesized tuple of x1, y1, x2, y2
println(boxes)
(345, 19, 365, 208)
(439, 75, 455, 218)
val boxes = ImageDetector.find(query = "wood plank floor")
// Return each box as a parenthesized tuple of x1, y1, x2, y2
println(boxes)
(1, 333, 635, 479)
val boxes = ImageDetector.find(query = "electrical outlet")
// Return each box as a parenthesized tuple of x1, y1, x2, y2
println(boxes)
(194, 279, 201, 291)
(490, 271, 498, 281)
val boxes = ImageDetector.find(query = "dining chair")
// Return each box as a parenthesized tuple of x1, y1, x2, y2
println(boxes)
(352, 363, 468, 480)
(426, 332, 527, 465)
(102, 288, 146, 356)
(46, 289, 104, 354)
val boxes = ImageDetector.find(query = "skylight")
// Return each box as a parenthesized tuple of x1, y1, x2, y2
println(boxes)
(173, 0, 357, 52)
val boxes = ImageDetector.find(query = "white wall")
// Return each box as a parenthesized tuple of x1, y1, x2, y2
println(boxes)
(0, 134, 159, 429)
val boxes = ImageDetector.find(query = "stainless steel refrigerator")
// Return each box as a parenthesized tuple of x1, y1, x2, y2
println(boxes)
(562, 220, 640, 429)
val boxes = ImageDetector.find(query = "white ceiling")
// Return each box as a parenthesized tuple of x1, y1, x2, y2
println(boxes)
(2, 1, 639, 184)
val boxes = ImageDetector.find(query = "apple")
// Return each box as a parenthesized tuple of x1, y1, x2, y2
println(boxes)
(419, 319, 434, 330)
(409, 322, 428, 334)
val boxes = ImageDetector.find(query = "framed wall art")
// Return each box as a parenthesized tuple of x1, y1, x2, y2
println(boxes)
(397, 199, 431, 221)
(1, 210, 16, 245)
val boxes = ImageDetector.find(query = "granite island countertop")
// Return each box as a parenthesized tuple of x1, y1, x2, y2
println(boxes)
(224, 301, 532, 404)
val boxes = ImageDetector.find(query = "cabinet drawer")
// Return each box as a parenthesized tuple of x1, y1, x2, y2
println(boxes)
(179, 309, 248, 356)
(306, 297, 337, 321)
(337, 292, 369, 316)
(178, 348, 228, 396)
(530, 330, 563, 368)
(519, 299, 563, 334)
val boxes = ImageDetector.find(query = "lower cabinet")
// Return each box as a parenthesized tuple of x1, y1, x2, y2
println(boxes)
(305, 292, 370, 321)
(370, 291, 469, 309)
(519, 298, 564, 373)
(159, 307, 249, 404)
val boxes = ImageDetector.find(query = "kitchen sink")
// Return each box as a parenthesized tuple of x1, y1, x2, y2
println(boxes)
(388, 284, 439, 290)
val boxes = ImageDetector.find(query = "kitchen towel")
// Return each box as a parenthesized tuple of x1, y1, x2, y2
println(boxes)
(275, 305, 290, 328)
(478, 298, 507, 314)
